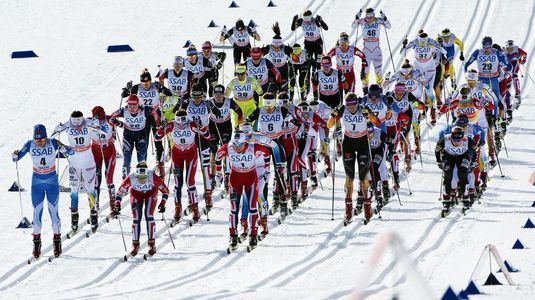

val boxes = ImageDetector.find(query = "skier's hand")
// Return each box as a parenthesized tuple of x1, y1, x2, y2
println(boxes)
(292, 14, 298, 23)
(54, 123, 65, 134)
(436, 162, 443, 170)
(380, 10, 387, 21)
(12, 150, 19, 162)
(59, 146, 74, 157)
(459, 52, 465, 62)
(126, 81, 133, 90)
(360, 69, 366, 81)
(110, 118, 121, 126)
(330, 108, 339, 118)
(385, 95, 394, 104)
(316, 15, 323, 23)
(158, 200, 166, 213)
(469, 161, 477, 173)
(356, 9, 363, 19)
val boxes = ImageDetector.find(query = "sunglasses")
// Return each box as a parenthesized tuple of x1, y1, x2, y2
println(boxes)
(34, 138, 46, 142)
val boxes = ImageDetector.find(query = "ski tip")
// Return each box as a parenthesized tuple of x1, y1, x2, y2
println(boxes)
(226, 248, 231, 255)
(143, 254, 148, 260)
(247, 246, 252, 253)
(85, 232, 90, 238)
(48, 257, 53, 262)
(188, 221, 193, 227)
(123, 255, 128, 262)
(27, 259, 32, 264)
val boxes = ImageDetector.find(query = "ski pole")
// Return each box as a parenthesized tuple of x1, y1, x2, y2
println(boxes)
(502, 134, 508, 158)
(117, 214, 128, 252)
(395, 189, 403, 206)
(494, 148, 505, 178)
(438, 168, 444, 200)
(161, 213, 176, 249)
(15, 161, 27, 224)
(331, 133, 336, 221)
(382, 17, 396, 73)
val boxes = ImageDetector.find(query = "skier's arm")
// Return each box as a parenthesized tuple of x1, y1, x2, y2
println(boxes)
(51, 139, 74, 156)
(245, 108, 261, 123)
(454, 36, 464, 53)
(215, 144, 229, 173)
(327, 106, 344, 129)
(315, 15, 328, 30)
(12, 141, 32, 162)
(464, 50, 479, 72)
(435, 136, 445, 163)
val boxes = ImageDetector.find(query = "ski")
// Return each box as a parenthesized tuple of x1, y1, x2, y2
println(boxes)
(363, 218, 371, 225)
(27, 256, 40, 264)
(66, 229, 79, 239)
(343, 218, 352, 226)
(123, 253, 137, 262)
(246, 244, 257, 253)
(48, 255, 60, 262)
(143, 253, 153, 260)
(226, 245, 239, 254)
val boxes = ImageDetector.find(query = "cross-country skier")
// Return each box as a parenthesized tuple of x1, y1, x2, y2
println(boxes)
(246, 47, 282, 95)
(112, 161, 169, 257)
(220, 18, 261, 64)
(110, 94, 161, 178)
(326, 33, 367, 94)
(327, 93, 379, 224)
(184, 45, 215, 93)
(155, 110, 201, 223)
(200, 41, 226, 96)
(120, 69, 172, 178)
(177, 83, 214, 212)
(261, 22, 293, 94)
(54, 111, 100, 232)
(12, 125, 73, 259)
(224, 64, 264, 125)
(435, 126, 478, 216)
(291, 10, 328, 70)
(215, 130, 267, 252)
(403, 31, 447, 125)
(352, 8, 391, 89)
(91, 106, 118, 213)
(288, 43, 313, 101)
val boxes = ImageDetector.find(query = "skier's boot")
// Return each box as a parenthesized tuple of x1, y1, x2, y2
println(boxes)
(174, 202, 182, 223)
(148, 239, 156, 256)
(71, 209, 79, 231)
(130, 240, 140, 256)
(32, 234, 42, 259)
(191, 202, 201, 223)
(382, 181, 391, 204)
(90, 209, 98, 232)
(53, 234, 62, 257)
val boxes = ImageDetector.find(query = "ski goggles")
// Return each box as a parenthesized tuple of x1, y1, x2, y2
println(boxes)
(175, 115, 188, 124)
(135, 167, 149, 179)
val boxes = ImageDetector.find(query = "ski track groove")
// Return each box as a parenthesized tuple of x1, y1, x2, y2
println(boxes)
(454, 0, 485, 85)
(3, 0, 534, 298)
(0, 201, 112, 291)
(59, 192, 226, 292)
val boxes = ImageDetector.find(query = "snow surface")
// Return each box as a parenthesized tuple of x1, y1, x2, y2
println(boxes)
(1, 0, 535, 299)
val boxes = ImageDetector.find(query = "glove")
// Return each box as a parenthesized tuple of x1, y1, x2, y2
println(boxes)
(360, 69, 366, 81)
(59, 146, 74, 157)
(459, 52, 465, 62)
(300, 129, 308, 140)
(293, 14, 298, 23)
(380, 10, 387, 21)
(158, 200, 166, 213)
(54, 123, 65, 134)
(221, 26, 228, 35)
(469, 161, 477, 173)
(216, 61, 223, 70)
(400, 38, 408, 53)
(316, 15, 322, 23)
(110, 118, 121, 126)
(126, 81, 133, 90)
(330, 108, 339, 118)
(214, 173, 223, 188)
(437, 162, 443, 170)
(12, 150, 19, 162)
(249, 26, 257, 33)
(385, 95, 394, 104)
(111, 197, 121, 217)
(356, 9, 362, 19)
